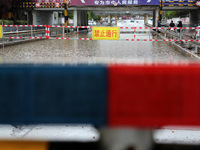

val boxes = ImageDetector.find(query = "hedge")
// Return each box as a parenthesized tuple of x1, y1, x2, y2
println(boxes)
(15, 20, 27, 25)
(0, 20, 14, 25)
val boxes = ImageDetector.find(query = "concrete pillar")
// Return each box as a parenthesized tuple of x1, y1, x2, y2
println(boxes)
(73, 9, 78, 26)
(99, 128, 153, 150)
(144, 14, 149, 24)
(108, 15, 111, 26)
(153, 8, 159, 27)
(53, 12, 58, 25)
(189, 10, 200, 26)
(80, 10, 88, 26)
(73, 10, 88, 26)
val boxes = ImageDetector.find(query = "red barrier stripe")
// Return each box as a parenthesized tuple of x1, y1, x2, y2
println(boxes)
(108, 65, 200, 127)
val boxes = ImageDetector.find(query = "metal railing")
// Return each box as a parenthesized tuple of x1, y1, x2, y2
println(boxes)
(1, 25, 200, 42)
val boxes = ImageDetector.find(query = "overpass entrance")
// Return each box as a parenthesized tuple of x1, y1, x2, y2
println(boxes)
(4, 0, 199, 26)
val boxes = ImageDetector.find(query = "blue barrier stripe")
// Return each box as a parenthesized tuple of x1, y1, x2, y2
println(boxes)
(0, 65, 107, 126)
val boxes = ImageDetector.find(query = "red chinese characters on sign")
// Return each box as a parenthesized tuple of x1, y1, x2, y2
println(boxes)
(94, 30, 100, 37)
(106, 30, 111, 37)
(112, 30, 118, 37)
(94, 30, 118, 38)
(100, 30, 106, 37)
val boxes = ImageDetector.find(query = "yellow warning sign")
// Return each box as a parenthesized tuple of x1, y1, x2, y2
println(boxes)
(0, 25, 2, 38)
(92, 27, 119, 40)
(0, 141, 48, 150)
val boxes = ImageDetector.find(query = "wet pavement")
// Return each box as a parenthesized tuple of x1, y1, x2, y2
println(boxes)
(1, 21, 199, 64)
(0, 30, 196, 64)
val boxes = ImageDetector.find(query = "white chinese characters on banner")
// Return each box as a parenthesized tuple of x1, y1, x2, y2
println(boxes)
(94, 0, 100, 4)
(100, 1, 105, 5)
(128, 0, 132, 4)
(122, 0, 127, 4)
(105, 0, 111, 5)
(133, 0, 138, 4)
(93, 0, 141, 5)
(36, 0, 65, 3)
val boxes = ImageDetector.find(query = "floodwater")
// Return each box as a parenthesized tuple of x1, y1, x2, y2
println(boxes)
(0, 20, 197, 64)
(0, 21, 200, 144)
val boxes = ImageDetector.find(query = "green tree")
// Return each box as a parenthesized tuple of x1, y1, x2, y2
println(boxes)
(87, 11, 100, 21)
(164, 11, 189, 19)
(68, 11, 73, 19)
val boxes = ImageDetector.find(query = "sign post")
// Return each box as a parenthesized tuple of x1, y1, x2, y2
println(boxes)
(0, 25, 2, 39)
(0, 25, 4, 63)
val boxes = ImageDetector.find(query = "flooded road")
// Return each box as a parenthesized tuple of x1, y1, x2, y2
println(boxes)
(0, 21, 197, 64)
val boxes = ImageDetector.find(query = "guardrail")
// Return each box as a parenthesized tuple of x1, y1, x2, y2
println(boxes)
(1, 25, 200, 42)
(0, 64, 200, 126)
(1, 64, 200, 150)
